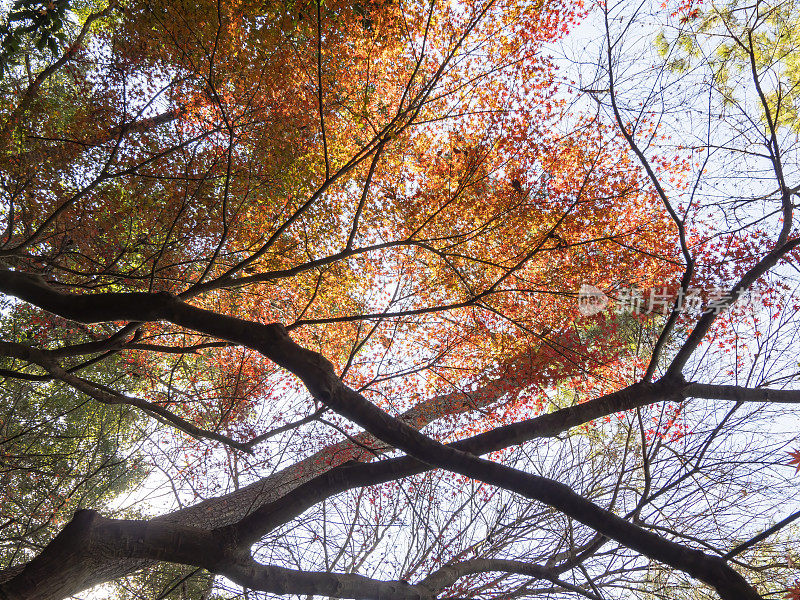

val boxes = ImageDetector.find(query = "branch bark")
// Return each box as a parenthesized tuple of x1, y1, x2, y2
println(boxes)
(0, 270, 765, 600)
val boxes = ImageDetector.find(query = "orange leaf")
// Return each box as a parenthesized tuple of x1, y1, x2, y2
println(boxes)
(786, 580, 800, 600)
(789, 449, 800, 473)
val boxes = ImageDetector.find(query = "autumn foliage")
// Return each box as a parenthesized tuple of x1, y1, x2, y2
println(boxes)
(0, 0, 681, 435)
(0, 0, 799, 598)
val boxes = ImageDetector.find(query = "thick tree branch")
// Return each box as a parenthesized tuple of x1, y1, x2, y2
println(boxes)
(0, 510, 431, 600)
(419, 558, 603, 600)
(0, 270, 764, 600)
(685, 383, 800, 403)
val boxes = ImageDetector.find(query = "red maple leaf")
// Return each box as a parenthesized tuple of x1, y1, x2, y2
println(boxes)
(789, 449, 800, 473)
(786, 580, 800, 600)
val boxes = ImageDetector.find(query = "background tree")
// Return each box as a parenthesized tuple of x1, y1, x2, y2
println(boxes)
(0, 0, 798, 599)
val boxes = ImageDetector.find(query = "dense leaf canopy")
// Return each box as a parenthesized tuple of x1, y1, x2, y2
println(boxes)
(0, 0, 798, 598)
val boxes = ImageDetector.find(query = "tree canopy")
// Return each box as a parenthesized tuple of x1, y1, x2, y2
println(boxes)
(0, 0, 798, 598)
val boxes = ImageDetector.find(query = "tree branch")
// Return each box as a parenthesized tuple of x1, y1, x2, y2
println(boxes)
(0, 270, 763, 600)
(685, 383, 800, 403)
